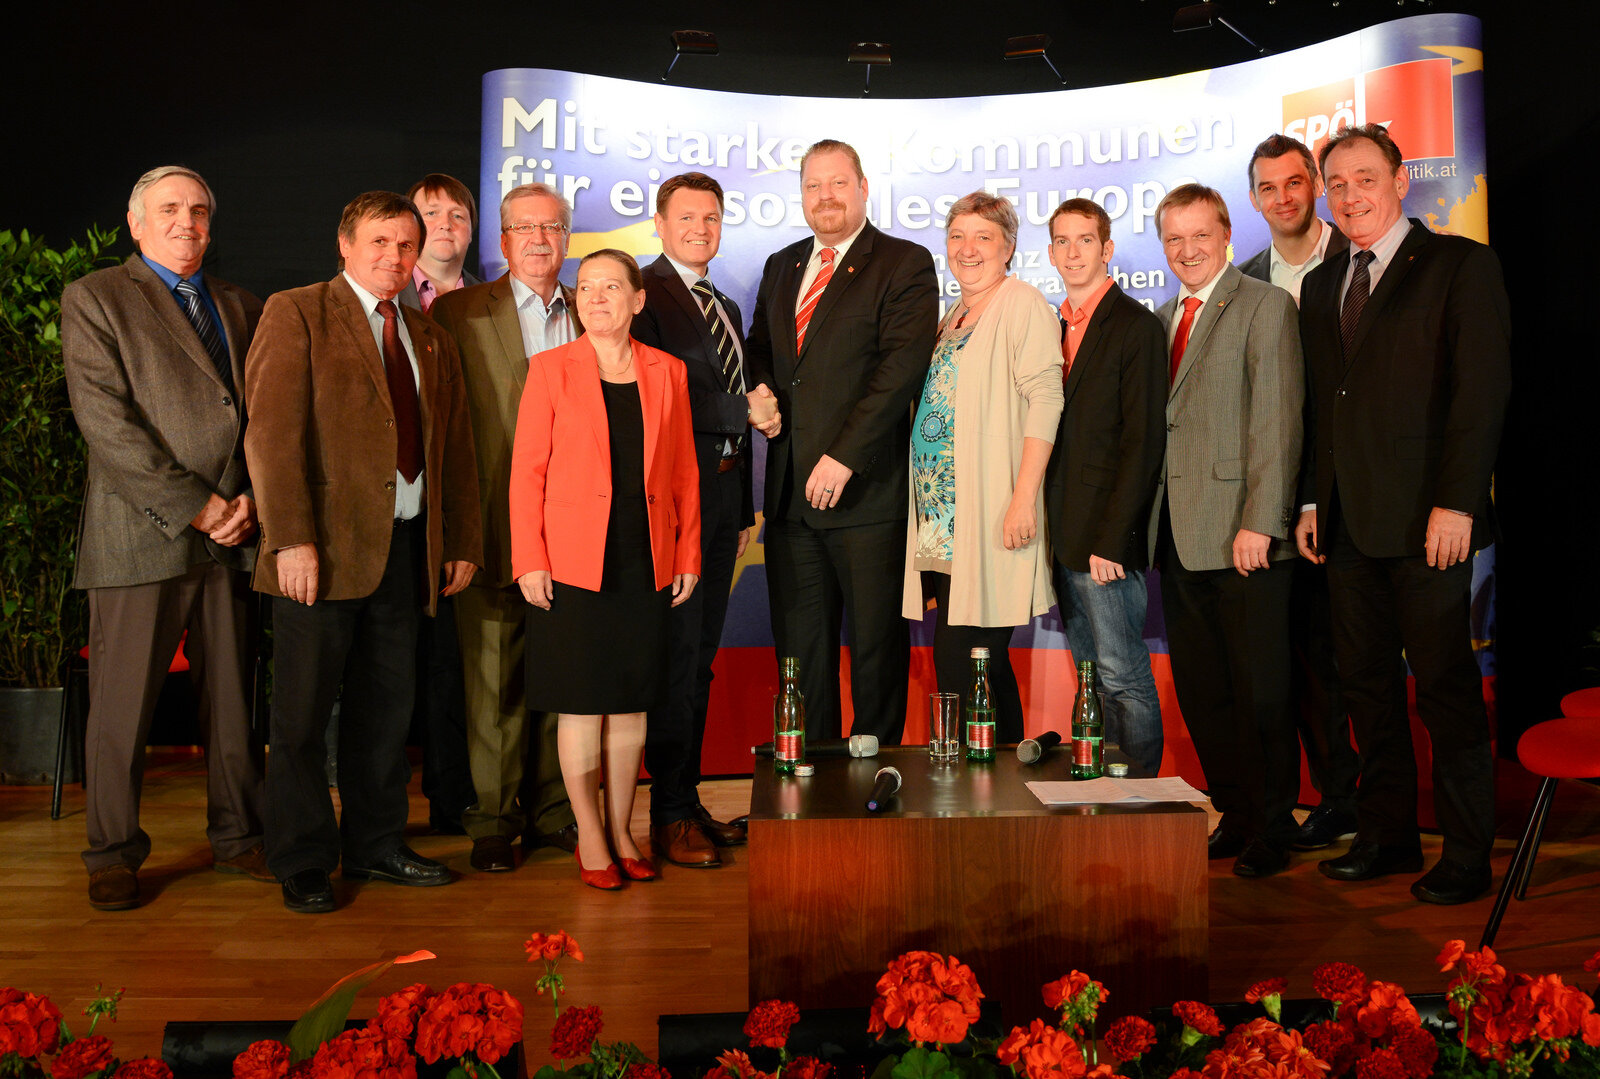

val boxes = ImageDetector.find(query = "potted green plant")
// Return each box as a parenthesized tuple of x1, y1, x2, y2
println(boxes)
(0, 226, 118, 782)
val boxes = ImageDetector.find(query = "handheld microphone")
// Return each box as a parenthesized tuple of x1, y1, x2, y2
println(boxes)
(752, 735, 879, 759)
(1017, 730, 1064, 764)
(865, 766, 902, 812)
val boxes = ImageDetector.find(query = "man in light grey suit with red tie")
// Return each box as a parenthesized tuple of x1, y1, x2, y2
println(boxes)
(1152, 183, 1304, 879)
(62, 165, 270, 911)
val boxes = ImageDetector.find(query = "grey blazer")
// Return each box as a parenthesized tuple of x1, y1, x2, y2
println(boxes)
(1149, 263, 1304, 572)
(62, 255, 262, 589)
(429, 274, 580, 588)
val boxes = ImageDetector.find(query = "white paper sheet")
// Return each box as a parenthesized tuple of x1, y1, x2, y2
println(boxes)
(1025, 777, 1209, 807)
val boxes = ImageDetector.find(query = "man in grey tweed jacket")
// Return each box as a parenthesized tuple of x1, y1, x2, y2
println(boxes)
(1150, 183, 1305, 881)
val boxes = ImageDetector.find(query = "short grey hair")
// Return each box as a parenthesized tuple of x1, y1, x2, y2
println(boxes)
(128, 166, 215, 225)
(500, 183, 573, 231)
(945, 190, 1019, 269)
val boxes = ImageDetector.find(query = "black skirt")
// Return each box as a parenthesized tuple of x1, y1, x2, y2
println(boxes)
(525, 381, 671, 714)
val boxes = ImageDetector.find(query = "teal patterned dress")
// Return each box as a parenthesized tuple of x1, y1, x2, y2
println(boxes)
(912, 327, 971, 571)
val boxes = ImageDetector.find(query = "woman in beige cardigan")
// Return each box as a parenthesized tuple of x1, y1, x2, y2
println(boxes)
(902, 191, 1064, 742)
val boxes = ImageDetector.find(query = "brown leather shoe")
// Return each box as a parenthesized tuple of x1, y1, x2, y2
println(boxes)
(214, 844, 275, 882)
(88, 865, 140, 910)
(470, 835, 516, 872)
(651, 820, 721, 868)
(692, 804, 748, 847)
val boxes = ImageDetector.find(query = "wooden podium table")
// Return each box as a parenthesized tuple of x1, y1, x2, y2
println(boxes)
(747, 747, 1207, 1026)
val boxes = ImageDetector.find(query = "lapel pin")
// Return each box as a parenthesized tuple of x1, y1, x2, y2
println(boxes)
(847, 266, 855, 274)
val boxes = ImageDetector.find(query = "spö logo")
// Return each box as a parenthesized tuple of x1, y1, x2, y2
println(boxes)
(1281, 57, 1455, 161)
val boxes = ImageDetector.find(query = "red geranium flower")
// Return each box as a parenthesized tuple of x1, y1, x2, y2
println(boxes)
(51, 1036, 117, 1079)
(414, 983, 523, 1066)
(1, 988, 65, 1059)
(1311, 962, 1368, 1008)
(1172, 1001, 1223, 1038)
(232, 1040, 291, 1079)
(369, 985, 435, 1042)
(866, 952, 982, 1046)
(1584, 951, 1600, 975)
(524, 932, 584, 964)
(549, 1005, 603, 1062)
(308, 1028, 415, 1079)
(1102, 1016, 1156, 1062)
(743, 1000, 800, 1049)
(994, 1019, 1084, 1079)
(1437, 940, 1467, 972)
(112, 1059, 172, 1079)
(1353, 981, 1420, 1040)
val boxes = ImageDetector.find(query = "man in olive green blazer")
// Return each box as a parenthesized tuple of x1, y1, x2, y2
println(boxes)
(428, 181, 583, 872)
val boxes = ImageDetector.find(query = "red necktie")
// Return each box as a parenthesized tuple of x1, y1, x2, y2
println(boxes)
(376, 300, 424, 483)
(1169, 296, 1203, 383)
(794, 247, 837, 351)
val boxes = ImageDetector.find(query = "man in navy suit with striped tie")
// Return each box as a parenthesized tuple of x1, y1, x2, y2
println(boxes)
(632, 172, 780, 867)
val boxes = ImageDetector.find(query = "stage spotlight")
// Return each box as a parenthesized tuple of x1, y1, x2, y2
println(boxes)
(848, 42, 892, 95)
(1004, 34, 1067, 85)
(1173, 3, 1267, 54)
(661, 30, 718, 82)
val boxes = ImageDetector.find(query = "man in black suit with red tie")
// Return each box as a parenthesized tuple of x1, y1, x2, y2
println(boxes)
(745, 139, 938, 744)
(1295, 124, 1511, 905)
(631, 172, 781, 868)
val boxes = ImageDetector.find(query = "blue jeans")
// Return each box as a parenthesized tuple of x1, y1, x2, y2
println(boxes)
(1053, 565, 1163, 775)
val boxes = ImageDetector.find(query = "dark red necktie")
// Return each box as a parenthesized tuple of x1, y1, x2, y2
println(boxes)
(376, 300, 424, 483)
(1169, 296, 1202, 383)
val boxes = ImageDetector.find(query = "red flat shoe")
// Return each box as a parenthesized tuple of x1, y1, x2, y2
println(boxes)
(619, 856, 657, 881)
(574, 845, 623, 891)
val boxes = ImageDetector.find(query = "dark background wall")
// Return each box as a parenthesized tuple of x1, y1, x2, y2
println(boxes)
(7, 0, 1593, 729)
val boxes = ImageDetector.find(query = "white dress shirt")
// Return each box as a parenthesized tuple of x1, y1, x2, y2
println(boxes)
(343, 272, 424, 520)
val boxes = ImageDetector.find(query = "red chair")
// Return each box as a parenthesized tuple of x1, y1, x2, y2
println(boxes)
(1559, 687, 1600, 720)
(50, 634, 190, 820)
(1479, 699, 1600, 948)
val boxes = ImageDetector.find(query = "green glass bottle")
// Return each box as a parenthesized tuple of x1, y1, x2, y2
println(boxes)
(1071, 659, 1104, 779)
(966, 647, 996, 763)
(774, 657, 805, 775)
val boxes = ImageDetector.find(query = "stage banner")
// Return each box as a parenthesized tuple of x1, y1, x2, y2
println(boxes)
(478, 12, 1494, 780)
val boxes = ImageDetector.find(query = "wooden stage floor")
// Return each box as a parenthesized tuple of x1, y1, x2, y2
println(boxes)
(4, 753, 1597, 1070)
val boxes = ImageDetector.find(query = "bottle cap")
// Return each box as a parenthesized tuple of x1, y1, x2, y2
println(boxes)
(794, 764, 815, 777)
(970, 647, 990, 659)
(1106, 763, 1130, 777)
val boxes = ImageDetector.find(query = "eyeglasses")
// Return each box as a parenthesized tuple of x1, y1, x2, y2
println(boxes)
(503, 223, 568, 237)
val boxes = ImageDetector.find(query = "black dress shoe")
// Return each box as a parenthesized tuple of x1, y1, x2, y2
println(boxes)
(692, 803, 748, 847)
(1318, 840, 1423, 882)
(526, 823, 579, 854)
(1411, 859, 1491, 905)
(1207, 827, 1249, 860)
(282, 868, 335, 913)
(344, 845, 452, 887)
(470, 835, 516, 872)
(1233, 838, 1291, 878)
(1291, 805, 1358, 852)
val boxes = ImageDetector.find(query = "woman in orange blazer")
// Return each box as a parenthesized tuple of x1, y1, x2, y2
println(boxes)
(509, 249, 701, 890)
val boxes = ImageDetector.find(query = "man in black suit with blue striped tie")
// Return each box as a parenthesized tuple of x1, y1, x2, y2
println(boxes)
(632, 172, 780, 868)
